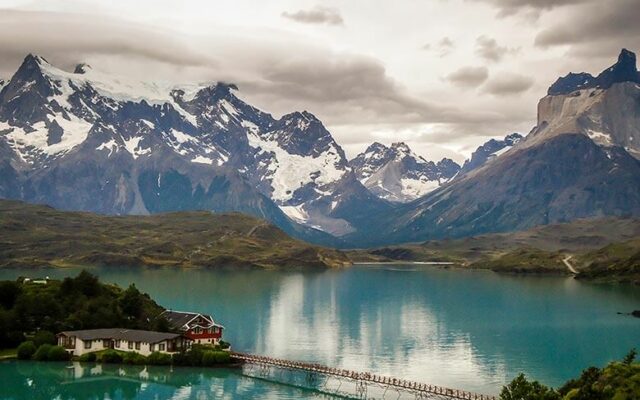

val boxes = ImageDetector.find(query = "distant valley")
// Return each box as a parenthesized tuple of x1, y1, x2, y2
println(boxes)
(350, 217, 640, 284)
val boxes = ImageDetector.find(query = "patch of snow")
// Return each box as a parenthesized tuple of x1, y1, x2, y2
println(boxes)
(192, 155, 214, 165)
(170, 129, 194, 144)
(241, 120, 259, 134)
(400, 177, 441, 199)
(122, 136, 150, 159)
(280, 205, 309, 223)
(247, 133, 346, 202)
(1, 114, 93, 162)
(586, 129, 613, 146)
(141, 120, 155, 129)
(492, 146, 512, 158)
(38, 59, 201, 127)
(96, 139, 118, 157)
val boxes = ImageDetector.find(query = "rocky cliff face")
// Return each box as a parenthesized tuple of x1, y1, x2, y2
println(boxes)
(350, 142, 460, 202)
(344, 49, 640, 247)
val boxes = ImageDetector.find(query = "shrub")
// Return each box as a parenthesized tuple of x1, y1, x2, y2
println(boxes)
(16, 341, 36, 360)
(33, 344, 53, 361)
(99, 350, 123, 364)
(78, 352, 97, 362)
(202, 350, 231, 366)
(147, 351, 171, 365)
(123, 351, 146, 365)
(47, 345, 69, 361)
(171, 351, 189, 366)
(219, 340, 231, 350)
(33, 330, 57, 347)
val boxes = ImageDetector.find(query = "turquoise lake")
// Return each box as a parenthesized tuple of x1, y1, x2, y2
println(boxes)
(0, 265, 638, 399)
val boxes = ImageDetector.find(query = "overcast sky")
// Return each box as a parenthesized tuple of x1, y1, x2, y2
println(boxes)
(0, 0, 638, 162)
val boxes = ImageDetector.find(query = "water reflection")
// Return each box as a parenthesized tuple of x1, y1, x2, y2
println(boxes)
(0, 361, 327, 400)
(0, 265, 637, 394)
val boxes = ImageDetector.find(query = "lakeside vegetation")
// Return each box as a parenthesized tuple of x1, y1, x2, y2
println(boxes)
(1, 271, 234, 367)
(349, 218, 640, 284)
(0, 200, 350, 270)
(0, 270, 164, 350)
(500, 350, 639, 400)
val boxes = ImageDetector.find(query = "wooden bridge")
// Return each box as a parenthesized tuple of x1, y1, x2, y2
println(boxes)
(231, 352, 497, 400)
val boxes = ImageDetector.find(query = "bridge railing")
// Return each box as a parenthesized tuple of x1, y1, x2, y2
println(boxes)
(231, 352, 497, 400)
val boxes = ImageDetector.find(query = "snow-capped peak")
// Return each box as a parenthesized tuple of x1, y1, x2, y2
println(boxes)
(350, 141, 460, 202)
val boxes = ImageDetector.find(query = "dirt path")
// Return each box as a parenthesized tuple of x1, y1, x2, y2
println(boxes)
(563, 255, 578, 274)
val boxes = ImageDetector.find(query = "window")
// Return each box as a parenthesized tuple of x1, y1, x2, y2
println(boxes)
(84, 340, 92, 349)
(128, 341, 133, 349)
(159, 343, 165, 351)
(135, 342, 140, 350)
(150, 344, 155, 352)
(115, 340, 121, 348)
(213, 327, 219, 334)
(194, 327, 201, 334)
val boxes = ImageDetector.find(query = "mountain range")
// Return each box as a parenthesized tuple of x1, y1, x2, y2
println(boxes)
(1, 49, 640, 248)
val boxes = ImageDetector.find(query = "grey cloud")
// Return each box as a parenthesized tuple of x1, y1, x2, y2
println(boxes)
(483, 73, 534, 95)
(0, 10, 216, 77)
(238, 55, 505, 128)
(282, 7, 344, 26)
(471, 0, 592, 16)
(446, 66, 489, 88)
(535, 0, 640, 50)
(475, 36, 518, 62)
(423, 37, 455, 57)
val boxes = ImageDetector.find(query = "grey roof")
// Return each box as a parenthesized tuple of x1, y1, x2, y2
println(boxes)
(58, 328, 183, 343)
(161, 310, 219, 329)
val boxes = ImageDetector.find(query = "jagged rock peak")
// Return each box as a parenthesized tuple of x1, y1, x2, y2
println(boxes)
(359, 142, 387, 154)
(548, 48, 640, 95)
(73, 63, 92, 74)
(391, 142, 412, 154)
(22, 53, 49, 67)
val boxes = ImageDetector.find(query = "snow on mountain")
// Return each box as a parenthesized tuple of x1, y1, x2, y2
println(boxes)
(0, 53, 390, 239)
(350, 142, 460, 202)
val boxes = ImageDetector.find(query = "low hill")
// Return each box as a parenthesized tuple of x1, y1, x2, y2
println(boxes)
(350, 218, 640, 284)
(0, 200, 350, 269)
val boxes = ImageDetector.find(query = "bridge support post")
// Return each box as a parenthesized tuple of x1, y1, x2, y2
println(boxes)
(356, 380, 368, 399)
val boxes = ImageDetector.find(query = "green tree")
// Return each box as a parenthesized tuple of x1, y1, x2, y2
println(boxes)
(0, 281, 21, 309)
(152, 315, 171, 332)
(74, 270, 100, 297)
(119, 284, 143, 319)
(500, 374, 560, 400)
(623, 348, 637, 365)
(33, 330, 56, 347)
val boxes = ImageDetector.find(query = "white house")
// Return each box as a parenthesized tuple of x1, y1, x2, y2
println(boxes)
(57, 328, 191, 357)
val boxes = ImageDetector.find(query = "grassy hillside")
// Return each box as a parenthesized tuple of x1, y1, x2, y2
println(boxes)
(349, 218, 640, 283)
(0, 200, 350, 269)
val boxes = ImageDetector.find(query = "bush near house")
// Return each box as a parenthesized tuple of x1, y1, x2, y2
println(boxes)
(46, 346, 69, 361)
(16, 341, 36, 360)
(33, 344, 53, 361)
(99, 350, 124, 364)
(147, 352, 172, 365)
